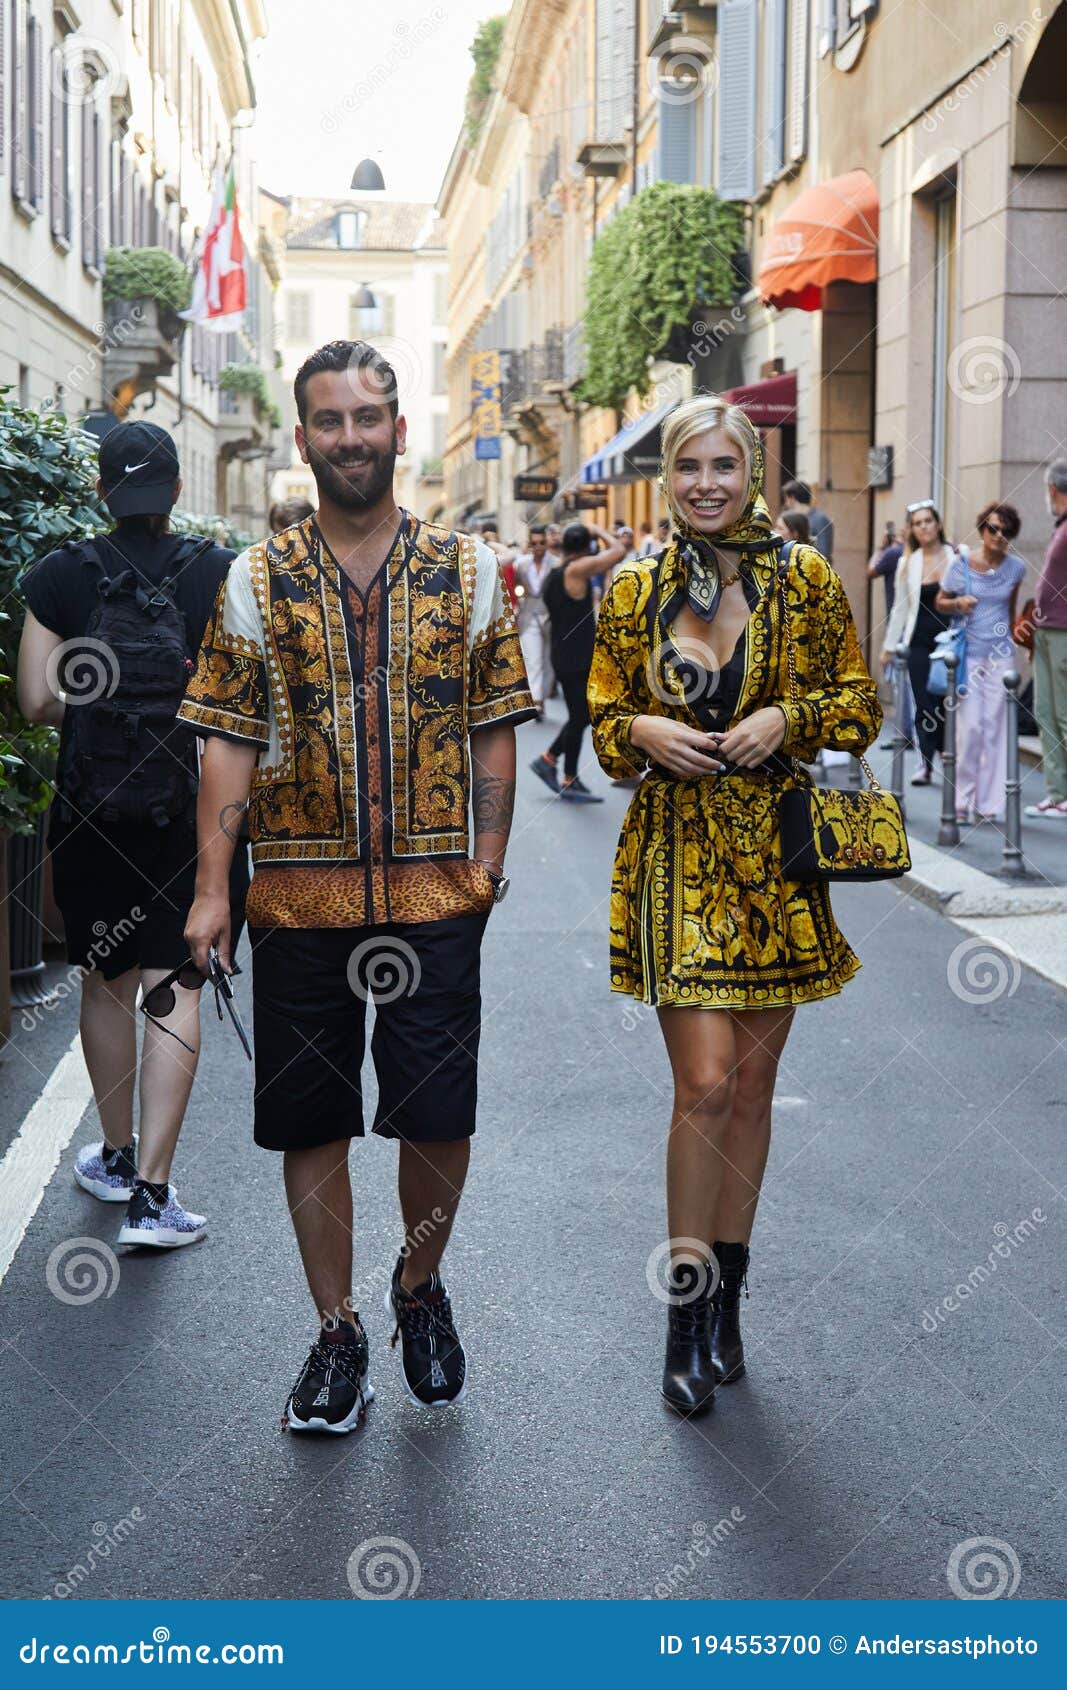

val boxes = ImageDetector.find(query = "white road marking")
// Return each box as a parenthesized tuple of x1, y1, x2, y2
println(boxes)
(0, 1035, 92, 1287)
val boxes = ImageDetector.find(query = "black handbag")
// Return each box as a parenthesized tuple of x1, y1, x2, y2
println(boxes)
(776, 554, 910, 882)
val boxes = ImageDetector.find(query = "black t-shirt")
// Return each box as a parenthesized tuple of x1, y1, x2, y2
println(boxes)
(21, 527, 234, 658)
(543, 562, 596, 676)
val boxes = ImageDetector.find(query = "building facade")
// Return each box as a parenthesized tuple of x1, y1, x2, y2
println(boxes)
(440, 0, 1067, 656)
(0, 0, 278, 529)
(270, 197, 448, 524)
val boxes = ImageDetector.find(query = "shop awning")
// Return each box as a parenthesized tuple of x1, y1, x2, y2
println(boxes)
(758, 169, 879, 312)
(580, 398, 675, 485)
(721, 371, 797, 427)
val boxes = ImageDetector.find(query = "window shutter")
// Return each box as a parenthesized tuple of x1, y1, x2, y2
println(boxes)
(594, 0, 613, 140)
(94, 106, 105, 266)
(658, 86, 695, 184)
(788, 0, 809, 161)
(80, 99, 93, 265)
(761, 0, 786, 185)
(29, 11, 43, 208)
(49, 47, 64, 235)
(716, 0, 757, 202)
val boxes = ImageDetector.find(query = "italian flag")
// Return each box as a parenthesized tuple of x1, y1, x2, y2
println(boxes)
(181, 162, 247, 330)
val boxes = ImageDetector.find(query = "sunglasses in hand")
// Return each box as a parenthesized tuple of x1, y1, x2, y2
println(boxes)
(139, 948, 253, 1060)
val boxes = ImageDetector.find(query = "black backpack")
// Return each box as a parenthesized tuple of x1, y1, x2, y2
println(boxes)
(57, 535, 214, 829)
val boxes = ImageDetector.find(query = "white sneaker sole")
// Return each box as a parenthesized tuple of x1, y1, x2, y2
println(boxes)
(117, 1222, 207, 1248)
(384, 1285, 468, 1408)
(74, 1169, 135, 1203)
(285, 1383, 375, 1435)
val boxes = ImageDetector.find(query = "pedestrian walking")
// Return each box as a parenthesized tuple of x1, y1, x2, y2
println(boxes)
(587, 396, 880, 1417)
(773, 509, 809, 545)
(180, 339, 535, 1431)
(1025, 459, 1067, 820)
(867, 518, 903, 625)
(16, 423, 241, 1247)
(937, 502, 1026, 823)
(513, 525, 556, 715)
(781, 479, 834, 564)
(637, 519, 656, 558)
(881, 500, 959, 786)
(530, 521, 625, 802)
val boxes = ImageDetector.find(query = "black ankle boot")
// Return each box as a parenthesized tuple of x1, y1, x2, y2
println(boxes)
(661, 1266, 716, 1416)
(710, 1241, 750, 1384)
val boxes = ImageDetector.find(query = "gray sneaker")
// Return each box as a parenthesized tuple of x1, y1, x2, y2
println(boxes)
(117, 1182, 207, 1248)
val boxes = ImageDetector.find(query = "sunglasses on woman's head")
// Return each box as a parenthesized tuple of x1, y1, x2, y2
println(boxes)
(906, 500, 936, 515)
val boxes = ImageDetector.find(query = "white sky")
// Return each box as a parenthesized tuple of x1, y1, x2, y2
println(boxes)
(251, 0, 502, 205)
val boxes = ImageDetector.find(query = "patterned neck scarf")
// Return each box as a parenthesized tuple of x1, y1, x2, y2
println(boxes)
(670, 434, 782, 623)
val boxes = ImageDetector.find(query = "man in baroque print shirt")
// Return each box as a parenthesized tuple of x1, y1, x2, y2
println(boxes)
(179, 340, 536, 1431)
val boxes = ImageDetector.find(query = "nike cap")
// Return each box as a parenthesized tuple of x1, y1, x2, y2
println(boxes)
(97, 421, 180, 517)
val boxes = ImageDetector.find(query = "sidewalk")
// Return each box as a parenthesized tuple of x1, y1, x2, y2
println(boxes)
(821, 743, 1067, 994)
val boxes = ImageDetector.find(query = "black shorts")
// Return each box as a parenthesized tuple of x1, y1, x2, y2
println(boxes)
(249, 911, 492, 1152)
(47, 807, 250, 981)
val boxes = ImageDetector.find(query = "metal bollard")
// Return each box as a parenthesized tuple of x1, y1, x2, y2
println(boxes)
(890, 645, 909, 819)
(937, 650, 960, 847)
(1001, 669, 1026, 878)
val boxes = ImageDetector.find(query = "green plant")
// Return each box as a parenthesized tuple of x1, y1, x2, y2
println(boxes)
(219, 363, 280, 425)
(170, 507, 255, 551)
(0, 390, 102, 831)
(103, 246, 193, 314)
(464, 14, 506, 145)
(578, 182, 746, 412)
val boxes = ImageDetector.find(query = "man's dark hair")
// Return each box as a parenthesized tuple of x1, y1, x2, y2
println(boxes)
(529, 524, 547, 538)
(562, 522, 593, 557)
(115, 512, 170, 539)
(294, 339, 399, 427)
(656, 516, 669, 530)
(783, 479, 813, 506)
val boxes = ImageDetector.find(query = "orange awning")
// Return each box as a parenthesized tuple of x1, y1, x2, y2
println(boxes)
(758, 169, 879, 312)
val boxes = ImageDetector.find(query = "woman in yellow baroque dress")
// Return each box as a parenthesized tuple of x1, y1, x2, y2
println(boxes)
(587, 396, 881, 1417)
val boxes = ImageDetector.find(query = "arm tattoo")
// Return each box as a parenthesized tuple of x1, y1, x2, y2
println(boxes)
(472, 772, 515, 838)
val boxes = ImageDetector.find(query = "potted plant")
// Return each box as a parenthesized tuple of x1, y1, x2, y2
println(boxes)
(0, 390, 104, 1026)
(218, 363, 282, 429)
(578, 182, 746, 412)
(102, 247, 192, 411)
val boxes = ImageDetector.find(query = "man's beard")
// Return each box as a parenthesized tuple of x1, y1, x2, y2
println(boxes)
(307, 435, 397, 510)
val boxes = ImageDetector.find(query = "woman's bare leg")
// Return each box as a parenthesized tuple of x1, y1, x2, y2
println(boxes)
(712, 1006, 795, 1243)
(657, 1007, 737, 1265)
(136, 970, 202, 1184)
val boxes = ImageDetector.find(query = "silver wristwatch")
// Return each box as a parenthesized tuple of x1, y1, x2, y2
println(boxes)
(478, 863, 511, 904)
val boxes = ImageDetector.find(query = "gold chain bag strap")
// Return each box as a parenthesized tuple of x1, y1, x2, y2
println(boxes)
(775, 550, 911, 881)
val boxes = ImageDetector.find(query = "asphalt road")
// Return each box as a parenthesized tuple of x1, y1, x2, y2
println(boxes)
(1, 702, 1064, 1602)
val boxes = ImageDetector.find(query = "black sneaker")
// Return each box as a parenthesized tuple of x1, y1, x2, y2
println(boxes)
(530, 753, 560, 793)
(560, 775, 604, 803)
(386, 1258, 467, 1406)
(283, 1318, 374, 1434)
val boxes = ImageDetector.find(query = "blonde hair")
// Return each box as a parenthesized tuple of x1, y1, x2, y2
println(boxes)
(659, 396, 759, 525)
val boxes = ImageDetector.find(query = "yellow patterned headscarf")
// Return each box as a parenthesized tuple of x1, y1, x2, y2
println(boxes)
(667, 431, 781, 623)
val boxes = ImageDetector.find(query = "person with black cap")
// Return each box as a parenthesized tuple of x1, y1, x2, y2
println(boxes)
(17, 421, 242, 1248)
